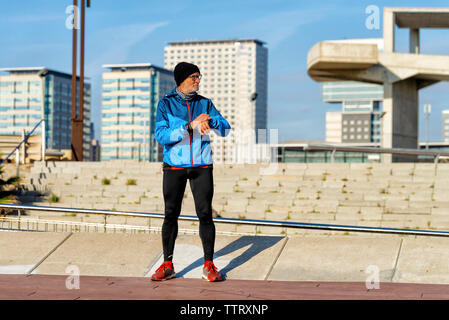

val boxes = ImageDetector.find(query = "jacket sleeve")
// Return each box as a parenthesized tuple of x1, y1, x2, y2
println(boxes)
(155, 99, 189, 146)
(207, 100, 231, 137)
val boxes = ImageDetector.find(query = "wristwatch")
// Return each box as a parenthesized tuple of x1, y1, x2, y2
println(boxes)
(186, 122, 193, 134)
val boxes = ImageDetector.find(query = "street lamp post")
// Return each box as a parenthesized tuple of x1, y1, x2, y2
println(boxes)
(37, 69, 49, 163)
(379, 111, 386, 163)
(249, 92, 258, 162)
(424, 104, 431, 150)
(250, 92, 258, 135)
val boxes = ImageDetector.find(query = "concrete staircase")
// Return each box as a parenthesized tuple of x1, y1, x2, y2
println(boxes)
(13, 161, 449, 236)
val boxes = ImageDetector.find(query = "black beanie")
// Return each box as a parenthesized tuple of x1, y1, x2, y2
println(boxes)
(174, 62, 200, 86)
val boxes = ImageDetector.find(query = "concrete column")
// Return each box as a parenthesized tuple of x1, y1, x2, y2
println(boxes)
(410, 29, 420, 54)
(382, 79, 419, 162)
(383, 9, 395, 53)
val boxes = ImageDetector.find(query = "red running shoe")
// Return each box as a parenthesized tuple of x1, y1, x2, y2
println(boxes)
(202, 261, 223, 282)
(151, 261, 176, 281)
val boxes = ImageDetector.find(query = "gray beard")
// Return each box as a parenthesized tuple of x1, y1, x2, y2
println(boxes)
(176, 87, 197, 101)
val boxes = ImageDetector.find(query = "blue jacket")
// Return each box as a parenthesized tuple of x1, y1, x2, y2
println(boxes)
(155, 88, 231, 167)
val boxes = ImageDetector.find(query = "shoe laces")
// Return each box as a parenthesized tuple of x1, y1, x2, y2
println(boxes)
(205, 262, 218, 273)
(156, 261, 172, 272)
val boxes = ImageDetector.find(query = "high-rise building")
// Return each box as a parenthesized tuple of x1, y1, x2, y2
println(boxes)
(0, 67, 91, 159)
(323, 80, 384, 144)
(90, 139, 101, 161)
(164, 39, 268, 163)
(443, 110, 449, 142)
(321, 39, 384, 144)
(101, 63, 174, 161)
(325, 112, 342, 143)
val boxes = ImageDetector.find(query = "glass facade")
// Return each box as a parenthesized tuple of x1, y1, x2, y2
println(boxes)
(276, 144, 449, 163)
(101, 65, 174, 161)
(323, 81, 384, 143)
(0, 68, 91, 159)
(322, 81, 383, 102)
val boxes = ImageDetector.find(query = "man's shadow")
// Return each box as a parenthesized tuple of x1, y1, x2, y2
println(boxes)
(176, 235, 284, 279)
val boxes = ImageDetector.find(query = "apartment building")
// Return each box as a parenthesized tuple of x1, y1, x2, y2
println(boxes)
(323, 81, 384, 144)
(321, 39, 385, 144)
(101, 63, 174, 161)
(164, 39, 268, 163)
(325, 112, 342, 143)
(0, 67, 91, 159)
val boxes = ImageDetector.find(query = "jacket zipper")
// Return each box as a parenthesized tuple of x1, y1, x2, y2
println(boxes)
(186, 100, 193, 167)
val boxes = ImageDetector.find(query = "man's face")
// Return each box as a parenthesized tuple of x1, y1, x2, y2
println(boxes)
(180, 72, 201, 93)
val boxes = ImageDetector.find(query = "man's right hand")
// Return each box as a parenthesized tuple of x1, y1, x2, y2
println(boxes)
(191, 113, 211, 135)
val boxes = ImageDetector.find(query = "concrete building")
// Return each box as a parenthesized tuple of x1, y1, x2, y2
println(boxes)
(101, 63, 174, 161)
(324, 81, 384, 144)
(0, 67, 92, 160)
(341, 113, 374, 143)
(308, 8, 449, 162)
(322, 39, 384, 144)
(90, 139, 101, 162)
(164, 39, 268, 163)
(325, 112, 342, 143)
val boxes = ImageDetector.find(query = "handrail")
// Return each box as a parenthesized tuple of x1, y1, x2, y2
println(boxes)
(303, 144, 449, 163)
(0, 119, 44, 166)
(2, 203, 449, 237)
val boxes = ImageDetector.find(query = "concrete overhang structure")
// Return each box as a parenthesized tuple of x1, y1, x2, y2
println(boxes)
(307, 8, 449, 162)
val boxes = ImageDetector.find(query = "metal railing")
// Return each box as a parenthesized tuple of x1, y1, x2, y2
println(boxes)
(0, 120, 66, 170)
(0, 120, 44, 166)
(2, 203, 449, 237)
(303, 144, 449, 163)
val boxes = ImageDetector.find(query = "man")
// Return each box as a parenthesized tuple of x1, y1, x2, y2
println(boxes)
(151, 62, 231, 282)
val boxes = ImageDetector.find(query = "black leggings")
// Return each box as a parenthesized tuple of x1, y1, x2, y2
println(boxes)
(162, 166, 215, 262)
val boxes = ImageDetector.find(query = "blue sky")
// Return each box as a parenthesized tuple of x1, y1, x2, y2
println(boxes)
(1, 0, 449, 142)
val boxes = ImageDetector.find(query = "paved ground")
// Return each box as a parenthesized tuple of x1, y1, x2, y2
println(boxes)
(2, 229, 449, 302)
(1, 274, 449, 300)
(2, 231, 449, 283)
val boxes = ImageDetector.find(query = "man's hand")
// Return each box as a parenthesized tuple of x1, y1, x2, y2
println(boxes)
(198, 121, 210, 135)
(191, 113, 211, 135)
